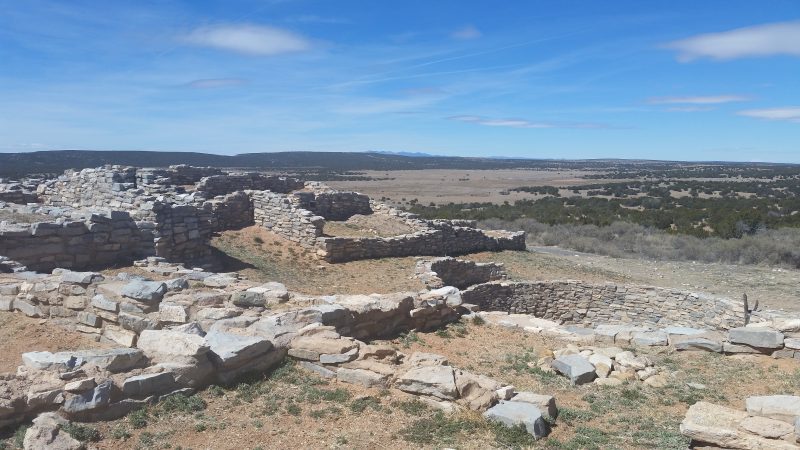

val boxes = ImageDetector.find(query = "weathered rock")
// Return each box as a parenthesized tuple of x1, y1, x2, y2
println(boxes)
(298, 361, 337, 379)
(336, 367, 388, 387)
(23, 412, 83, 450)
(484, 400, 550, 439)
(614, 351, 649, 370)
(59, 270, 102, 285)
(509, 392, 558, 420)
(745, 395, 800, 423)
(408, 352, 448, 367)
(551, 354, 596, 385)
(588, 354, 613, 378)
(728, 327, 784, 349)
(739, 416, 794, 439)
(454, 369, 500, 411)
(137, 329, 210, 363)
(158, 303, 188, 323)
(396, 365, 457, 400)
(231, 291, 265, 307)
(63, 380, 112, 415)
(632, 331, 668, 346)
(671, 333, 724, 353)
(319, 348, 359, 364)
(122, 372, 177, 397)
(680, 401, 798, 450)
(22, 348, 144, 372)
(120, 280, 167, 303)
(64, 378, 96, 393)
(288, 336, 358, 361)
(206, 332, 273, 370)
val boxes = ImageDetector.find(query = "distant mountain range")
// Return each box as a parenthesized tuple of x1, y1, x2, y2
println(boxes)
(0, 149, 794, 178)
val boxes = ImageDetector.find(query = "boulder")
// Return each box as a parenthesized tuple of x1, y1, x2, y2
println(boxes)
(396, 365, 458, 400)
(746, 395, 800, 423)
(484, 401, 550, 439)
(23, 412, 83, 450)
(728, 327, 784, 349)
(509, 392, 558, 420)
(120, 280, 167, 303)
(551, 354, 596, 385)
(454, 370, 500, 411)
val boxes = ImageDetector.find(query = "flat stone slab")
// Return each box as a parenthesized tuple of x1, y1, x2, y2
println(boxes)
(728, 327, 784, 349)
(336, 368, 387, 387)
(484, 400, 550, 439)
(122, 372, 176, 397)
(680, 401, 798, 450)
(551, 354, 596, 385)
(206, 332, 273, 370)
(509, 392, 558, 420)
(396, 365, 458, 400)
(746, 395, 800, 423)
(137, 330, 210, 360)
(120, 280, 166, 303)
(671, 333, 724, 353)
(22, 348, 145, 372)
(631, 331, 668, 346)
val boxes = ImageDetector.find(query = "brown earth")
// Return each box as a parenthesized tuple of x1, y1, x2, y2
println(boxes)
(0, 312, 111, 373)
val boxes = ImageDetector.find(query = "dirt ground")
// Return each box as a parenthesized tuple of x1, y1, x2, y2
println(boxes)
(0, 312, 111, 373)
(326, 169, 597, 206)
(322, 214, 416, 238)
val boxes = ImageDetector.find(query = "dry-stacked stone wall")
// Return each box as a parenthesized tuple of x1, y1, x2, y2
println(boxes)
(203, 191, 254, 231)
(251, 191, 324, 247)
(463, 280, 743, 329)
(195, 174, 304, 198)
(39, 167, 138, 208)
(137, 165, 223, 186)
(416, 257, 506, 289)
(146, 203, 213, 263)
(294, 191, 372, 220)
(0, 212, 147, 272)
(317, 222, 526, 263)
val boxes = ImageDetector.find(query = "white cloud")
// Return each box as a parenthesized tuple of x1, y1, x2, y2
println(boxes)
(451, 25, 482, 40)
(648, 95, 750, 105)
(285, 15, 351, 25)
(738, 107, 800, 123)
(183, 24, 312, 56)
(666, 106, 714, 112)
(664, 20, 800, 62)
(448, 115, 608, 129)
(185, 78, 248, 89)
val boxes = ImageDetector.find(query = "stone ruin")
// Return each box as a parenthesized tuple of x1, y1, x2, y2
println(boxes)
(1, 165, 799, 448)
(0, 164, 525, 271)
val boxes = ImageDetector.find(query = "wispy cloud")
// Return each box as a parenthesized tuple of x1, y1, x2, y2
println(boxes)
(183, 24, 312, 56)
(185, 78, 248, 89)
(448, 115, 609, 129)
(284, 15, 351, 25)
(738, 107, 800, 123)
(666, 106, 714, 112)
(648, 95, 750, 105)
(451, 25, 482, 40)
(664, 20, 800, 62)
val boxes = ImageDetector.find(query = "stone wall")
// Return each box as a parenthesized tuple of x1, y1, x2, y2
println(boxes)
(137, 165, 223, 186)
(0, 212, 147, 272)
(463, 280, 743, 330)
(293, 191, 372, 220)
(317, 223, 526, 263)
(195, 174, 304, 198)
(204, 191, 254, 232)
(39, 166, 138, 208)
(416, 257, 506, 289)
(251, 191, 324, 247)
(146, 202, 213, 263)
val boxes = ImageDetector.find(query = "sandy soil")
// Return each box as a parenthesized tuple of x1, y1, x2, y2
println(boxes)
(323, 214, 416, 238)
(0, 312, 111, 373)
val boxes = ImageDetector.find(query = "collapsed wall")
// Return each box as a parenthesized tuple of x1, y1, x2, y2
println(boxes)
(463, 280, 743, 330)
(416, 257, 506, 289)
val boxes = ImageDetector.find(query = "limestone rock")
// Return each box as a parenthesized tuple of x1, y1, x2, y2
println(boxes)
(509, 392, 558, 420)
(745, 395, 800, 423)
(408, 352, 448, 367)
(680, 401, 799, 450)
(23, 412, 83, 450)
(484, 400, 550, 439)
(206, 331, 273, 370)
(739, 416, 794, 439)
(122, 372, 176, 397)
(551, 354, 596, 385)
(120, 280, 167, 303)
(396, 365, 457, 400)
(336, 367, 388, 387)
(137, 329, 210, 363)
(728, 327, 784, 349)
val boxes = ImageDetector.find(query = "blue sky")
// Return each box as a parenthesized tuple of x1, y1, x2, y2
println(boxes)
(1, 1, 798, 162)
